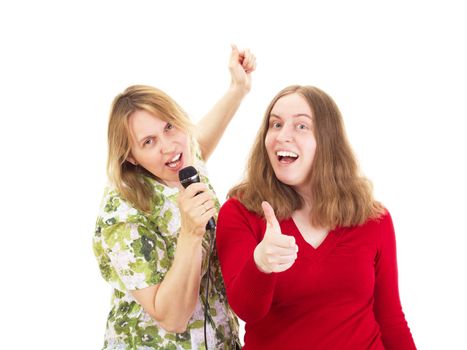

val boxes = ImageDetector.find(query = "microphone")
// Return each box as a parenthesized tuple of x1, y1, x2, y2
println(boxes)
(178, 166, 216, 231)
(179, 166, 216, 350)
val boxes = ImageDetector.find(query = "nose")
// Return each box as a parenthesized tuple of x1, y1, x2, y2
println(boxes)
(276, 123, 294, 143)
(159, 136, 175, 154)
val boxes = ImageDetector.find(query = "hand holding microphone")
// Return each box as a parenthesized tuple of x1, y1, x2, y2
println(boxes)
(178, 166, 216, 238)
(254, 201, 298, 274)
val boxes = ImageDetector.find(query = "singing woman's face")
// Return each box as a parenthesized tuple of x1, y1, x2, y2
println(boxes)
(265, 93, 316, 195)
(127, 109, 192, 187)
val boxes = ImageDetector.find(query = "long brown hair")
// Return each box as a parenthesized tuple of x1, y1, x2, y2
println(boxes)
(229, 85, 383, 228)
(107, 85, 195, 212)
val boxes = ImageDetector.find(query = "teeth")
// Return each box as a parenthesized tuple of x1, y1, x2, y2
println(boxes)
(166, 153, 181, 168)
(169, 153, 181, 162)
(277, 151, 298, 158)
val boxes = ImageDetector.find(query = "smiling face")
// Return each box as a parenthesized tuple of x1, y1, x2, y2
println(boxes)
(127, 109, 192, 187)
(264, 93, 316, 195)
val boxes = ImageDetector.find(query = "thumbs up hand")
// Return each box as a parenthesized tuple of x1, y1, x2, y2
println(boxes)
(253, 201, 299, 274)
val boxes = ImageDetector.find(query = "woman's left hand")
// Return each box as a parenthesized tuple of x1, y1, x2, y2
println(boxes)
(178, 182, 216, 238)
(229, 44, 256, 94)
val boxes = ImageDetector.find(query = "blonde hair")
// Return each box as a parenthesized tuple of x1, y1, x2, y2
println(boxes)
(229, 85, 384, 228)
(107, 85, 195, 212)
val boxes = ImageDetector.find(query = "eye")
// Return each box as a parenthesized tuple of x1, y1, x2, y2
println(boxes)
(165, 122, 174, 131)
(297, 123, 308, 130)
(270, 121, 282, 129)
(143, 138, 155, 147)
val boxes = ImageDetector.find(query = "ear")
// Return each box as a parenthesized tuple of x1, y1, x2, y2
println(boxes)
(126, 155, 138, 166)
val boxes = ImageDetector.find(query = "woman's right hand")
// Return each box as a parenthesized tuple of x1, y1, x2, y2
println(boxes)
(178, 182, 216, 238)
(229, 44, 256, 95)
(254, 201, 299, 273)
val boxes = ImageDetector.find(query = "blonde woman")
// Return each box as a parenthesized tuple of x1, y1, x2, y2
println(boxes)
(216, 85, 416, 349)
(93, 46, 255, 350)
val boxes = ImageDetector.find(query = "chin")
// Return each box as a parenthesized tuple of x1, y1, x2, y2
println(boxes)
(276, 176, 297, 187)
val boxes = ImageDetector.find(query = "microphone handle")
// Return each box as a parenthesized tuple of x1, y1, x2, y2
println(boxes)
(206, 217, 216, 231)
(192, 190, 216, 231)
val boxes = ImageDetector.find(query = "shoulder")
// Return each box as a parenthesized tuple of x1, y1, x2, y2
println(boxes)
(193, 153, 214, 187)
(96, 186, 144, 228)
(358, 207, 396, 248)
(218, 197, 264, 228)
(343, 207, 392, 236)
(217, 198, 266, 245)
(219, 197, 249, 216)
(194, 152, 208, 174)
(364, 208, 393, 231)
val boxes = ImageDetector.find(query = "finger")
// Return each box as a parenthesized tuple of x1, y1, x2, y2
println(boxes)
(243, 54, 255, 72)
(246, 60, 257, 74)
(261, 201, 281, 233)
(187, 205, 215, 226)
(268, 253, 298, 265)
(200, 207, 216, 225)
(179, 188, 212, 215)
(264, 245, 298, 256)
(189, 191, 214, 208)
(246, 56, 256, 72)
(229, 44, 239, 63)
(273, 261, 296, 273)
(230, 43, 239, 54)
(242, 49, 252, 69)
(182, 182, 209, 197)
(201, 199, 215, 210)
(270, 234, 297, 248)
(195, 199, 215, 217)
(236, 48, 246, 65)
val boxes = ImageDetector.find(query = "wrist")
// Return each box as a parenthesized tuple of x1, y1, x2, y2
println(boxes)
(228, 82, 250, 97)
(253, 245, 272, 274)
(178, 229, 204, 246)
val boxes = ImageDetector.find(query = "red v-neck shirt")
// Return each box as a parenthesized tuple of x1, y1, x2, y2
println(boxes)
(216, 198, 416, 350)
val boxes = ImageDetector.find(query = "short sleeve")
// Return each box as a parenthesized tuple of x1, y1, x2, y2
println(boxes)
(99, 221, 168, 291)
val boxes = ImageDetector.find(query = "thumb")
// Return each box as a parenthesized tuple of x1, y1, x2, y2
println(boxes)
(262, 201, 281, 234)
(230, 44, 239, 62)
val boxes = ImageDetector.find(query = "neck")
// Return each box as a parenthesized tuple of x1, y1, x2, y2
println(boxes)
(164, 180, 184, 190)
(294, 186, 312, 207)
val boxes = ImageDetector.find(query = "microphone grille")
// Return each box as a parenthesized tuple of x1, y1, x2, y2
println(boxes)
(178, 166, 198, 181)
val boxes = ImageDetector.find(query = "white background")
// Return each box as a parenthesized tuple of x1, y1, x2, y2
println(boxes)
(1, 1, 466, 349)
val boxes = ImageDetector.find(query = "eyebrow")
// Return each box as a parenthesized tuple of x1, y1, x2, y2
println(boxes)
(269, 113, 312, 119)
(135, 121, 173, 144)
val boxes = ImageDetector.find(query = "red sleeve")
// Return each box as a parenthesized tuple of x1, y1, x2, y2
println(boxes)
(216, 198, 277, 323)
(373, 211, 417, 349)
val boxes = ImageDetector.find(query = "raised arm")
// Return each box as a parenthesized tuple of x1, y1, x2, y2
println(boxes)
(195, 45, 256, 161)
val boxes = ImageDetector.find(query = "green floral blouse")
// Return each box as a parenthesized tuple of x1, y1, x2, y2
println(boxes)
(93, 159, 239, 350)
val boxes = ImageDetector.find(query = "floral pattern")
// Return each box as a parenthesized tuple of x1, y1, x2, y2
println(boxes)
(93, 159, 239, 349)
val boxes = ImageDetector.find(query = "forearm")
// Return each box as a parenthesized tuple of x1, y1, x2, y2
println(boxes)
(154, 234, 203, 332)
(374, 211, 416, 349)
(225, 254, 277, 323)
(217, 199, 277, 322)
(196, 84, 248, 160)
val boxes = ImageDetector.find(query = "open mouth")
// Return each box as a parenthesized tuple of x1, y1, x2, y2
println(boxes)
(277, 150, 298, 164)
(166, 153, 182, 168)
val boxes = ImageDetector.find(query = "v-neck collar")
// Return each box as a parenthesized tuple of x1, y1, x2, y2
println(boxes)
(284, 218, 343, 263)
